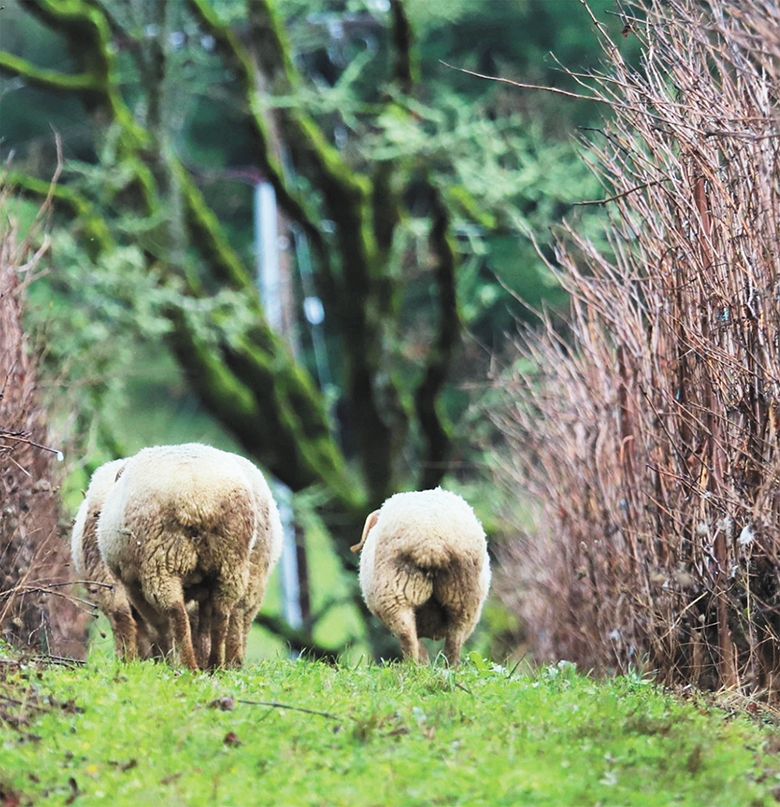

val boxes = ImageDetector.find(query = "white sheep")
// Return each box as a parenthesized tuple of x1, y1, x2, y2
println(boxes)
(70, 458, 147, 660)
(351, 487, 490, 665)
(192, 455, 283, 668)
(97, 443, 282, 670)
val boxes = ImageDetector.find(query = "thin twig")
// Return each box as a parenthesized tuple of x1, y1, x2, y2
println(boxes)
(236, 699, 342, 721)
(575, 177, 672, 206)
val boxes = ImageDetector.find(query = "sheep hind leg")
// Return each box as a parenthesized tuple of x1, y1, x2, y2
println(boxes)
(142, 576, 198, 671)
(206, 601, 232, 670)
(195, 601, 212, 670)
(127, 585, 172, 661)
(240, 610, 257, 663)
(225, 610, 247, 669)
(167, 601, 198, 670)
(384, 607, 422, 663)
(109, 607, 138, 661)
(434, 567, 480, 667)
(443, 627, 470, 667)
(135, 615, 155, 660)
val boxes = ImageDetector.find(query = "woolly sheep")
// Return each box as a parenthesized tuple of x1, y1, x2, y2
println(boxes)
(351, 488, 490, 665)
(70, 459, 150, 660)
(191, 455, 283, 668)
(97, 443, 282, 670)
(229, 455, 283, 663)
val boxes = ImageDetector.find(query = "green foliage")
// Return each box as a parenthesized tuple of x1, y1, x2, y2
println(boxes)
(1, 0, 622, 655)
(408, 0, 637, 124)
(263, 19, 610, 352)
(25, 229, 173, 484)
(1, 0, 612, 461)
(0, 2, 93, 162)
(1, 656, 779, 805)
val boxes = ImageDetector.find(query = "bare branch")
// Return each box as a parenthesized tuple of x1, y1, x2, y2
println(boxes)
(389, 0, 418, 94)
(415, 183, 459, 490)
(440, 61, 606, 103)
(497, 0, 780, 695)
(235, 698, 342, 721)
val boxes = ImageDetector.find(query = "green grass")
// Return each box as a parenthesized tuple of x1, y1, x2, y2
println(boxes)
(1, 656, 778, 806)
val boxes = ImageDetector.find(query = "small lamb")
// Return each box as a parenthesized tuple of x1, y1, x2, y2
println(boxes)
(351, 488, 490, 664)
(98, 443, 281, 670)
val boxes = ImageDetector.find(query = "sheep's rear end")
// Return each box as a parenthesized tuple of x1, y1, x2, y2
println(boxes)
(98, 444, 260, 670)
(354, 488, 490, 665)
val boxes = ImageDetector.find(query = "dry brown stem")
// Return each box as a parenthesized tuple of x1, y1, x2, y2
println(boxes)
(499, 0, 780, 695)
(0, 184, 88, 658)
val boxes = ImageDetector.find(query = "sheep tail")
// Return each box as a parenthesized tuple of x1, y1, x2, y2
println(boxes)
(351, 509, 380, 554)
(402, 541, 455, 571)
(172, 483, 252, 531)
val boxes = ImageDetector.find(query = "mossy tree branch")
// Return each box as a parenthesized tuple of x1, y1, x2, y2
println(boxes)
(170, 167, 360, 506)
(388, 0, 418, 95)
(185, 0, 327, 259)
(415, 184, 460, 490)
(190, 0, 408, 503)
(13, 1, 159, 219)
(240, 0, 381, 308)
(0, 52, 101, 94)
(166, 306, 359, 507)
(3, 172, 114, 258)
(6, 0, 361, 514)
(241, 0, 413, 502)
(19, 0, 149, 150)
(245, 0, 367, 213)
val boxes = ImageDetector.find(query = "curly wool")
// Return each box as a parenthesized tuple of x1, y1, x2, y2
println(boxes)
(356, 487, 490, 664)
(71, 459, 145, 659)
(221, 455, 283, 666)
(97, 443, 280, 669)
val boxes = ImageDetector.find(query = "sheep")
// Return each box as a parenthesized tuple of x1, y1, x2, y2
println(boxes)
(351, 488, 490, 665)
(192, 455, 283, 668)
(97, 443, 282, 670)
(70, 458, 149, 660)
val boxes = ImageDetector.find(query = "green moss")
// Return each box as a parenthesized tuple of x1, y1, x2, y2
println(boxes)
(176, 163, 253, 289)
(0, 51, 100, 92)
(188, 0, 324, 245)
(5, 173, 114, 256)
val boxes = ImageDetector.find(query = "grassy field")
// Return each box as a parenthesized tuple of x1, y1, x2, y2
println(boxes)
(1, 653, 779, 806)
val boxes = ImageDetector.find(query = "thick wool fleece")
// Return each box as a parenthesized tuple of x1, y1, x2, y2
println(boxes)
(223, 455, 283, 666)
(71, 458, 145, 659)
(97, 443, 268, 670)
(357, 488, 490, 664)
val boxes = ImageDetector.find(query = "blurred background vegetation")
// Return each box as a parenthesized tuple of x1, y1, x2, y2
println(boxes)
(0, 0, 630, 661)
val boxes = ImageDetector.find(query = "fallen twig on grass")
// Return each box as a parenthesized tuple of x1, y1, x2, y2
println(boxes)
(236, 699, 342, 722)
(0, 694, 50, 713)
